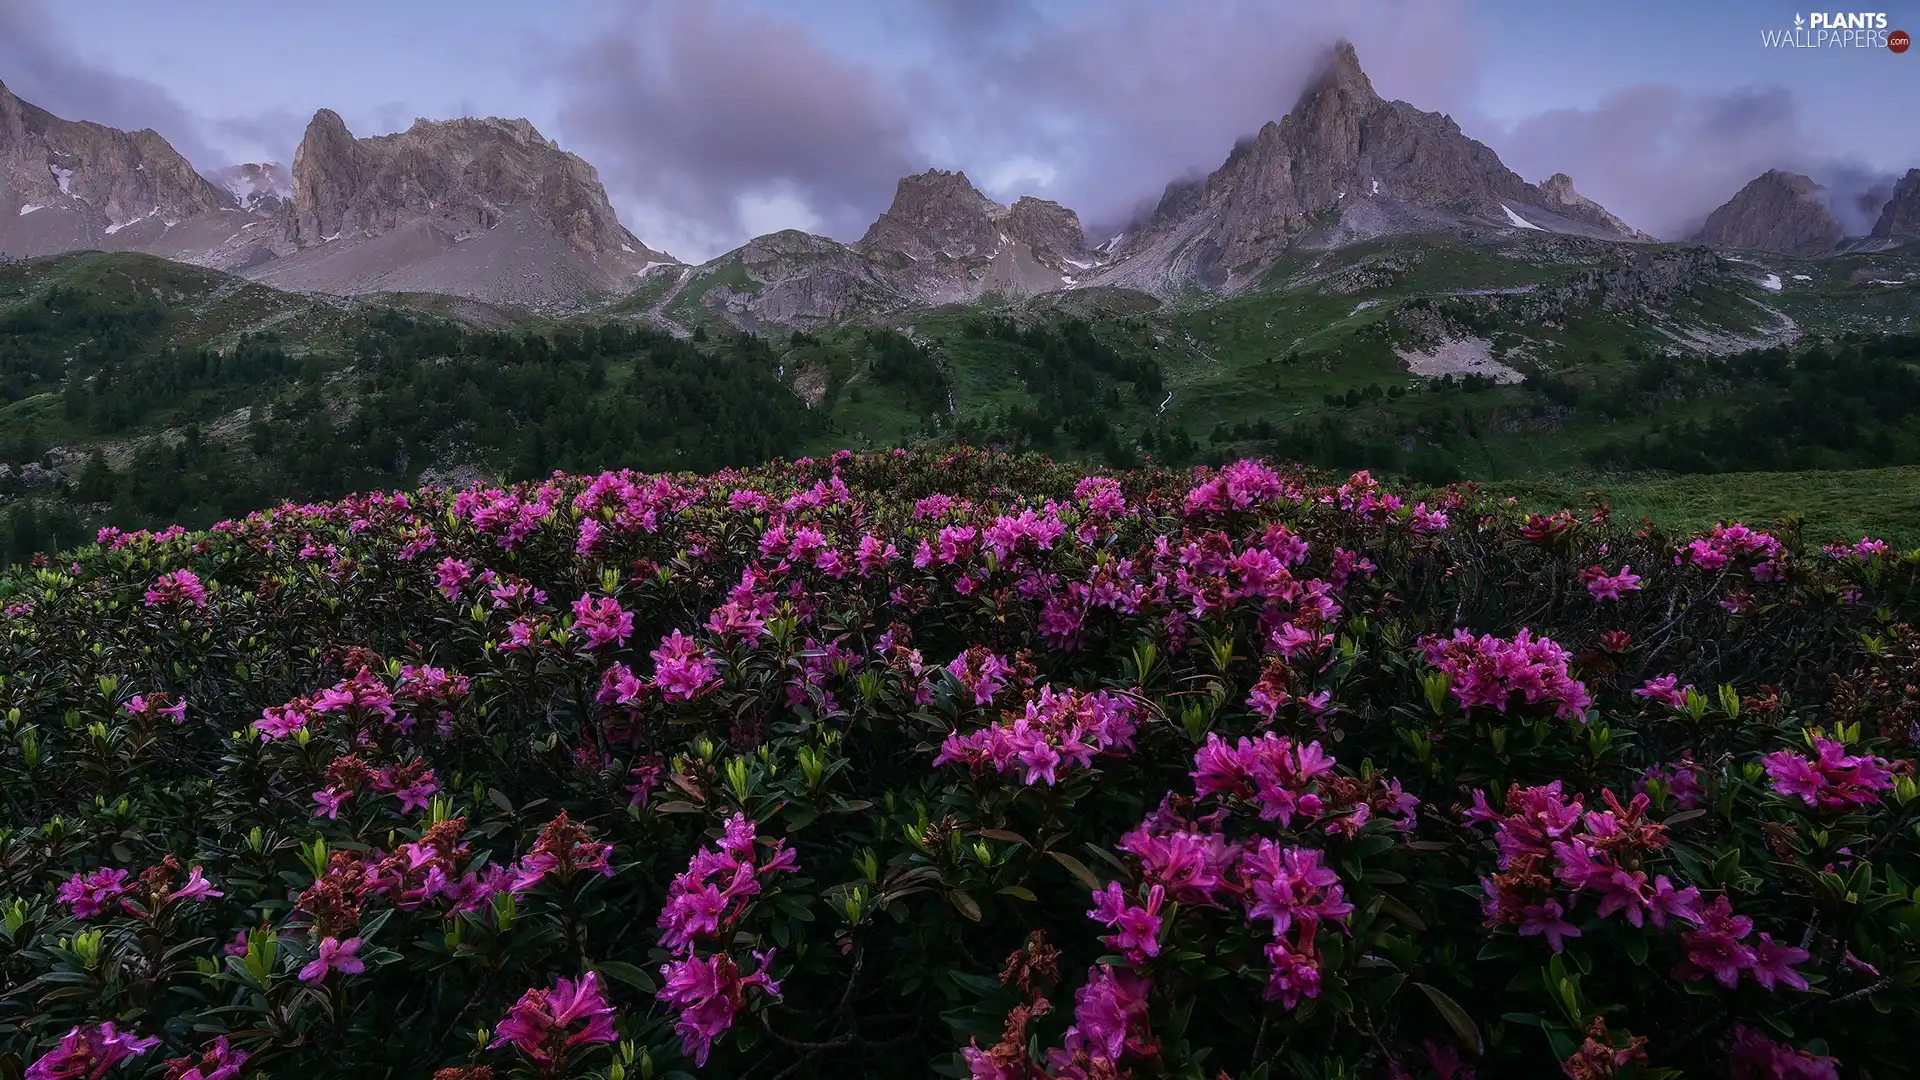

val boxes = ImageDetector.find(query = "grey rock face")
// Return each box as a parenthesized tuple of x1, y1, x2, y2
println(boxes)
(1871, 169, 1920, 239)
(216, 162, 292, 214)
(0, 79, 254, 263)
(0, 82, 677, 309)
(1690, 171, 1843, 256)
(248, 109, 678, 309)
(1091, 41, 1648, 295)
(691, 170, 1108, 329)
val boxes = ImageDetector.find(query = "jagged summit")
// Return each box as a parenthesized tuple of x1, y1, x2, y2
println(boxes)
(671, 168, 1106, 330)
(0, 78, 258, 266)
(216, 162, 292, 214)
(1873, 169, 1920, 239)
(1091, 40, 1651, 295)
(1690, 170, 1843, 257)
(242, 107, 676, 309)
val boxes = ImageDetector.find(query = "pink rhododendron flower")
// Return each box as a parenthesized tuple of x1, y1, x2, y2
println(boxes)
(434, 557, 473, 599)
(57, 867, 130, 919)
(1578, 564, 1642, 601)
(934, 685, 1139, 786)
(1727, 1025, 1839, 1079)
(1421, 628, 1591, 720)
(161, 1036, 249, 1080)
(570, 594, 634, 649)
(1087, 882, 1165, 962)
(944, 646, 1015, 707)
(24, 1023, 158, 1080)
(658, 813, 798, 955)
(143, 569, 208, 609)
(1763, 737, 1896, 809)
(657, 951, 781, 1067)
(650, 630, 720, 701)
(298, 936, 365, 982)
(489, 971, 618, 1064)
(1632, 673, 1693, 709)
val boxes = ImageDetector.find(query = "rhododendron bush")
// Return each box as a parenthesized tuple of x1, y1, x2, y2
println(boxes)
(1, 448, 1918, 1079)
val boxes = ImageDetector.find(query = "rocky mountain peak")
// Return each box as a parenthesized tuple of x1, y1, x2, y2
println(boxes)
(1094, 40, 1649, 295)
(216, 162, 292, 214)
(1295, 39, 1383, 127)
(1871, 168, 1920, 239)
(283, 107, 662, 260)
(1006, 196, 1090, 261)
(1537, 173, 1652, 240)
(856, 169, 1003, 260)
(0, 80, 238, 261)
(1690, 170, 1842, 256)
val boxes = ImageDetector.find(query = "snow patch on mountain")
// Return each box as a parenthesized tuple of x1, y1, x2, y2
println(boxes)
(1501, 205, 1543, 231)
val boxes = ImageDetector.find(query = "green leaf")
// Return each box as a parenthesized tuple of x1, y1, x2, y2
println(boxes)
(948, 970, 1003, 998)
(1375, 893, 1427, 931)
(997, 886, 1037, 901)
(1048, 851, 1102, 891)
(1414, 982, 1483, 1056)
(654, 801, 703, 814)
(487, 788, 513, 813)
(597, 961, 659, 994)
(949, 889, 982, 922)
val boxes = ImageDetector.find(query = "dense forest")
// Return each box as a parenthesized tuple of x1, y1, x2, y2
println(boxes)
(6, 267, 1920, 565)
(1209, 333, 1920, 481)
(0, 291, 825, 563)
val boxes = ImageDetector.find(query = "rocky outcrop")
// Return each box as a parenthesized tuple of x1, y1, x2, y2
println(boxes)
(690, 230, 906, 330)
(282, 110, 661, 260)
(0, 79, 255, 263)
(1871, 169, 1920, 239)
(1690, 171, 1843, 256)
(1538, 174, 1655, 241)
(216, 162, 291, 214)
(686, 171, 1108, 329)
(0, 82, 677, 308)
(1088, 42, 1648, 295)
(853, 170, 1102, 303)
(254, 110, 674, 308)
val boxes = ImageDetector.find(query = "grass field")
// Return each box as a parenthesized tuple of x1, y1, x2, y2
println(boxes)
(1482, 465, 1920, 547)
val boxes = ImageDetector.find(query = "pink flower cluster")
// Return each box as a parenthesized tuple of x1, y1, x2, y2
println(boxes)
(142, 568, 208, 609)
(1763, 737, 1897, 809)
(298, 935, 365, 983)
(57, 859, 220, 920)
(1676, 523, 1784, 580)
(312, 668, 398, 725)
(1727, 1025, 1840, 1080)
(1823, 537, 1892, 562)
(1578, 563, 1642, 602)
(1672, 895, 1810, 991)
(490, 971, 618, 1066)
(651, 630, 721, 701)
(1468, 782, 1706, 949)
(1420, 628, 1591, 720)
(1051, 965, 1158, 1075)
(933, 686, 1140, 786)
(1115, 796, 1353, 1007)
(945, 646, 1017, 707)
(1184, 459, 1292, 517)
(1192, 731, 1414, 833)
(1636, 760, 1705, 810)
(570, 594, 634, 649)
(161, 1035, 250, 1080)
(655, 814, 797, 1065)
(1633, 673, 1695, 709)
(124, 692, 187, 725)
(25, 1023, 158, 1080)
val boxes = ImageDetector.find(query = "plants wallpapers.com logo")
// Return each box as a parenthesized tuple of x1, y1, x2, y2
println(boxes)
(1760, 11, 1908, 48)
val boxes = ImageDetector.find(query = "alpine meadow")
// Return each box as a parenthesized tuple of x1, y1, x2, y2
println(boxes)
(3, 6, 1920, 1080)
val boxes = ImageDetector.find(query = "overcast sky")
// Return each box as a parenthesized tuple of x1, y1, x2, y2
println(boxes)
(4, 0, 1915, 259)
